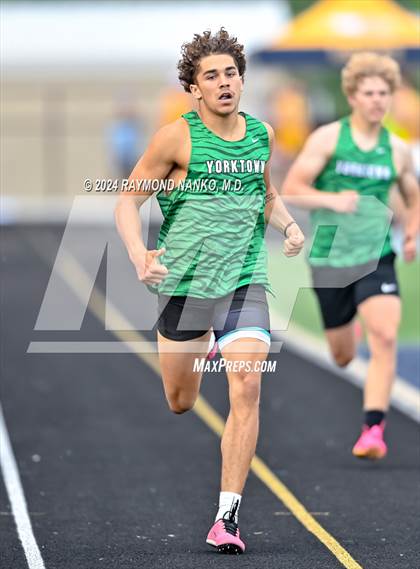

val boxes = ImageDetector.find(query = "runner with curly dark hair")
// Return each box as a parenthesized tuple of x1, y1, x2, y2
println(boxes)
(178, 28, 246, 93)
(115, 28, 304, 554)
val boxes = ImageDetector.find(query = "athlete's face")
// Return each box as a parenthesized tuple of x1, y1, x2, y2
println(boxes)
(348, 76, 393, 124)
(190, 54, 243, 115)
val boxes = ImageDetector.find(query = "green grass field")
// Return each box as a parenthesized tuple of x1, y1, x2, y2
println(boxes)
(267, 248, 419, 343)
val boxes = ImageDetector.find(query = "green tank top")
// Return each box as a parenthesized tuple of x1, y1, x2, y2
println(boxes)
(309, 116, 397, 267)
(148, 110, 272, 298)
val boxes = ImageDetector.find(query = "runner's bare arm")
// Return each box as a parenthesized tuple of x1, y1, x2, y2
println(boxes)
(263, 123, 304, 257)
(395, 140, 420, 261)
(115, 120, 184, 253)
(282, 123, 358, 213)
(114, 119, 186, 282)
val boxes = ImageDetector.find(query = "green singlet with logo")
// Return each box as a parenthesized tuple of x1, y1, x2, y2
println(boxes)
(148, 110, 272, 299)
(309, 116, 397, 267)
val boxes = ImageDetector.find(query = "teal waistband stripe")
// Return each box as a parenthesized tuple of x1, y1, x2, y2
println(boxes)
(218, 326, 271, 343)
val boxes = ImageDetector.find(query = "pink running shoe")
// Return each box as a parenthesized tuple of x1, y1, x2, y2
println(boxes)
(206, 514, 245, 554)
(352, 422, 387, 460)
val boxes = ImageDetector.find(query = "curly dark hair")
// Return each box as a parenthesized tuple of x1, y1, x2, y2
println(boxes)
(177, 28, 246, 93)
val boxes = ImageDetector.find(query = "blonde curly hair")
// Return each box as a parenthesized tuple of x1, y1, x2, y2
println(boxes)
(341, 52, 401, 97)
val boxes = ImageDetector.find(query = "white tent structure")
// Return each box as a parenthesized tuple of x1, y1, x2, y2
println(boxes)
(2, 1, 288, 76)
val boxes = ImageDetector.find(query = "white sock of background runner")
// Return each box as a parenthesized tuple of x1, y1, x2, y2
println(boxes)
(215, 492, 242, 523)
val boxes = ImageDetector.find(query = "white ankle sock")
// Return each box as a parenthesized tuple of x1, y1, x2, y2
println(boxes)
(215, 491, 242, 523)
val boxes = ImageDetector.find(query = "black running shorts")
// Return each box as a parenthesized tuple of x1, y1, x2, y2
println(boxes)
(157, 284, 270, 343)
(311, 252, 400, 329)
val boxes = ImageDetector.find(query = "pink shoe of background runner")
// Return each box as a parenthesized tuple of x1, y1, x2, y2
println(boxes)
(352, 421, 387, 460)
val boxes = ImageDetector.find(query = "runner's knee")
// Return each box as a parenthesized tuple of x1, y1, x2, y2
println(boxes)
(331, 348, 354, 367)
(165, 388, 197, 414)
(170, 405, 193, 415)
(167, 396, 195, 414)
(229, 372, 261, 407)
(368, 326, 397, 351)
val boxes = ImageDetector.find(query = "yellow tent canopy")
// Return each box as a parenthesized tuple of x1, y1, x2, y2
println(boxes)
(254, 0, 419, 63)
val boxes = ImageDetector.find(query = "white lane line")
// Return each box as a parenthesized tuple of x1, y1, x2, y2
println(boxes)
(0, 403, 46, 569)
